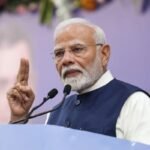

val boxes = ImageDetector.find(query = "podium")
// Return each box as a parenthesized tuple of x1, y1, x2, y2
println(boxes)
(0, 125, 149, 150)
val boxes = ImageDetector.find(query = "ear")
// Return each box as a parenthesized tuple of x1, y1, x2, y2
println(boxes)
(100, 44, 110, 69)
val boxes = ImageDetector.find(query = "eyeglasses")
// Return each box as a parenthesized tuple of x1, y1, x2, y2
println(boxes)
(51, 43, 103, 62)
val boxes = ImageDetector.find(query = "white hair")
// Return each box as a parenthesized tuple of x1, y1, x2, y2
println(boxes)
(54, 18, 107, 44)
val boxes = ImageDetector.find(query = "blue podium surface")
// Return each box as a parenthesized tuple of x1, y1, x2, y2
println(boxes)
(0, 125, 149, 150)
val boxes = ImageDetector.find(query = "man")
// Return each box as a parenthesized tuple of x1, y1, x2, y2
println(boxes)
(7, 18, 150, 145)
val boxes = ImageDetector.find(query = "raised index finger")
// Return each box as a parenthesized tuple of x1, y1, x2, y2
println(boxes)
(16, 58, 29, 85)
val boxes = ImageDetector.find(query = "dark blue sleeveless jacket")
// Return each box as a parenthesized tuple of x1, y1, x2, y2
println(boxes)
(47, 79, 149, 137)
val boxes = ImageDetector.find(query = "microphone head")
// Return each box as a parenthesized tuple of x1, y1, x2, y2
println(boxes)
(48, 88, 58, 98)
(63, 84, 71, 95)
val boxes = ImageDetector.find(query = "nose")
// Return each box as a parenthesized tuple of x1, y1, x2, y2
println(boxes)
(61, 50, 75, 67)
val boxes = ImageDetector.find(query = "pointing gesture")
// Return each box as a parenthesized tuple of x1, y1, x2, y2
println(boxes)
(7, 58, 35, 122)
(16, 58, 29, 86)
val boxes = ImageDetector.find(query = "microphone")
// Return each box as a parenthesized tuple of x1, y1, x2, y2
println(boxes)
(10, 85, 71, 124)
(49, 84, 71, 111)
(63, 84, 71, 95)
(44, 88, 58, 101)
(27, 84, 71, 120)
(27, 88, 58, 118)
(11, 88, 58, 124)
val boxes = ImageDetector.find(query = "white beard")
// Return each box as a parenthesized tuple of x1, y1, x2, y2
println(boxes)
(60, 54, 103, 93)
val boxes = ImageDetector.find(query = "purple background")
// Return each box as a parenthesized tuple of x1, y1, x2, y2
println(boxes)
(0, 1, 150, 123)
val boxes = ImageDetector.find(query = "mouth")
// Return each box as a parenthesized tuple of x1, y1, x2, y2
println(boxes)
(63, 69, 82, 79)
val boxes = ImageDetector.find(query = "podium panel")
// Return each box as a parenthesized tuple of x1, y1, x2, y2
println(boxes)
(0, 125, 149, 150)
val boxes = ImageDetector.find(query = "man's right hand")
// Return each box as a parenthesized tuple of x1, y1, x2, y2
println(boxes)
(7, 58, 35, 122)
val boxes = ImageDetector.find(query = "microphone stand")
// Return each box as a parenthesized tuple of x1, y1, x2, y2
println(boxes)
(11, 94, 66, 124)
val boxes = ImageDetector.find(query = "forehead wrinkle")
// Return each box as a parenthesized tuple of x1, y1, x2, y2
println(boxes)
(54, 39, 86, 49)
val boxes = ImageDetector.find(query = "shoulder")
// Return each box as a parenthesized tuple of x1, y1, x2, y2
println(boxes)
(114, 79, 150, 96)
(115, 79, 141, 90)
(124, 91, 150, 110)
(119, 91, 150, 119)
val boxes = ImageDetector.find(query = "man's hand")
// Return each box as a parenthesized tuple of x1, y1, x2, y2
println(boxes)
(7, 58, 35, 122)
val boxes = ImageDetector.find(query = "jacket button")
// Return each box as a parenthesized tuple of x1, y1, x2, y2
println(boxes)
(75, 99, 80, 106)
